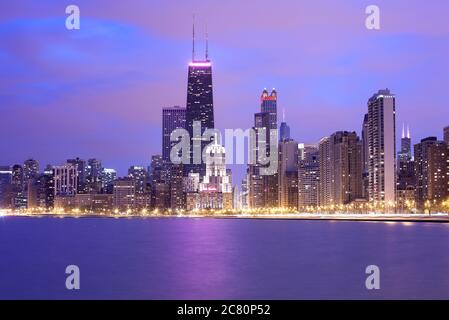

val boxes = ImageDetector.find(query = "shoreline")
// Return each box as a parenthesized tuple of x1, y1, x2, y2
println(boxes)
(2, 212, 449, 223)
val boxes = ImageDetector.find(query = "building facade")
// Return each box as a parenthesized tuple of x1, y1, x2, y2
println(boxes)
(367, 89, 397, 205)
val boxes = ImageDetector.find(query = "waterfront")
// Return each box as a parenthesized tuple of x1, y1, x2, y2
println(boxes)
(1, 217, 449, 299)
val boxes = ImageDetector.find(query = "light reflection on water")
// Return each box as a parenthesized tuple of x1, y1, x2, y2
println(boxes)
(0, 217, 449, 300)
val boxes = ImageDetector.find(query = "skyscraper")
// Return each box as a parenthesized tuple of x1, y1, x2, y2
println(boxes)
(319, 131, 363, 206)
(298, 145, 320, 210)
(444, 126, 449, 143)
(185, 24, 214, 177)
(361, 114, 369, 199)
(0, 166, 12, 208)
(397, 125, 415, 211)
(280, 121, 291, 142)
(278, 139, 299, 209)
(53, 164, 78, 196)
(367, 89, 397, 205)
(414, 137, 449, 210)
(248, 89, 279, 209)
(23, 159, 39, 182)
(162, 106, 186, 163)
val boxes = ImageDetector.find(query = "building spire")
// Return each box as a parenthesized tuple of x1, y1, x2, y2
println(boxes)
(402, 123, 405, 139)
(205, 24, 209, 61)
(192, 14, 196, 61)
(407, 125, 410, 139)
(283, 108, 286, 122)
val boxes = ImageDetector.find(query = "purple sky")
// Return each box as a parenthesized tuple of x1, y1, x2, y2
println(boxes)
(1, 0, 449, 182)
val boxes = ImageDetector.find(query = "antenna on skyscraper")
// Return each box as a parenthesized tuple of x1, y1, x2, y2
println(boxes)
(192, 14, 196, 61)
(407, 125, 410, 139)
(205, 24, 209, 61)
(283, 108, 286, 122)
(402, 123, 405, 139)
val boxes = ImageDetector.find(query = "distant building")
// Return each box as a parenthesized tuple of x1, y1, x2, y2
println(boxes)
(170, 164, 185, 211)
(248, 89, 279, 209)
(185, 32, 215, 177)
(86, 159, 103, 193)
(397, 125, 415, 212)
(361, 114, 369, 199)
(23, 159, 39, 182)
(298, 145, 320, 209)
(74, 194, 113, 212)
(444, 126, 449, 144)
(0, 166, 12, 208)
(278, 139, 299, 209)
(280, 122, 291, 142)
(53, 164, 78, 196)
(414, 137, 449, 210)
(102, 168, 117, 194)
(367, 89, 396, 205)
(153, 182, 170, 210)
(319, 131, 363, 207)
(128, 166, 148, 194)
(113, 178, 135, 210)
(162, 106, 186, 163)
(67, 158, 87, 193)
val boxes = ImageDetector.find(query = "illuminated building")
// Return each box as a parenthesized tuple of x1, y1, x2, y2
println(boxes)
(23, 159, 39, 182)
(185, 23, 214, 177)
(162, 106, 186, 163)
(86, 158, 103, 194)
(67, 158, 87, 194)
(128, 166, 148, 194)
(170, 164, 185, 210)
(53, 164, 78, 196)
(278, 139, 299, 209)
(113, 178, 135, 210)
(367, 89, 397, 205)
(0, 166, 12, 208)
(102, 168, 117, 194)
(444, 126, 449, 144)
(414, 137, 449, 209)
(248, 89, 279, 209)
(397, 125, 415, 211)
(361, 114, 369, 199)
(298, 145, 320, 209)
(319, 131, 363, 206)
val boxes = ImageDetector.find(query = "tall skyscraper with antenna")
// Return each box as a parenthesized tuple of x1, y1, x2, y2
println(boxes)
(185, 20, 215, 177)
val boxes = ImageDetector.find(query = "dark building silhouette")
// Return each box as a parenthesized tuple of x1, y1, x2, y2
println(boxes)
(185, 24, 214, 177)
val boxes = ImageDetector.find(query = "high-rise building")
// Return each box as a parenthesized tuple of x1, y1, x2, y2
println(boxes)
(102, 168, 117, 194)
(162, 106, 186, 163)
(169, 164, 185, 211)
(298, 145, 320, 210)
(248, 89, 279, 209)
(361, 114, 369, 199)
(53, 164, 78, 196)
(113, 178, 135, 210)
(319, 131, 363, 206)
(444, 126, 449, 143)
(414, 137, 449, 209)
(0, 166, 12, 208)
(23, 159, 39, 182)
(280, 123, 291, 142)
(67, 158, 87, 193)
(86, 159, 103, 193)
(185, 24, 214, 177)
(279, 109, 290, 142)
(150, 155, 167, 184)
(128, 166, 148, 194)
(397, 125, 415, 211)
(11, 164, 26, 209)
(367, 89, 397, 205)
(278, 139, 299, 209)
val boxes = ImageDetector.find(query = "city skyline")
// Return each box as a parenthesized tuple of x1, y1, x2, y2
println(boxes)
(1, 1, 449, 179)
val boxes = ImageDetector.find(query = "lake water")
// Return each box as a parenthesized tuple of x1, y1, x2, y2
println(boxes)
(0, 217, 449, 299)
